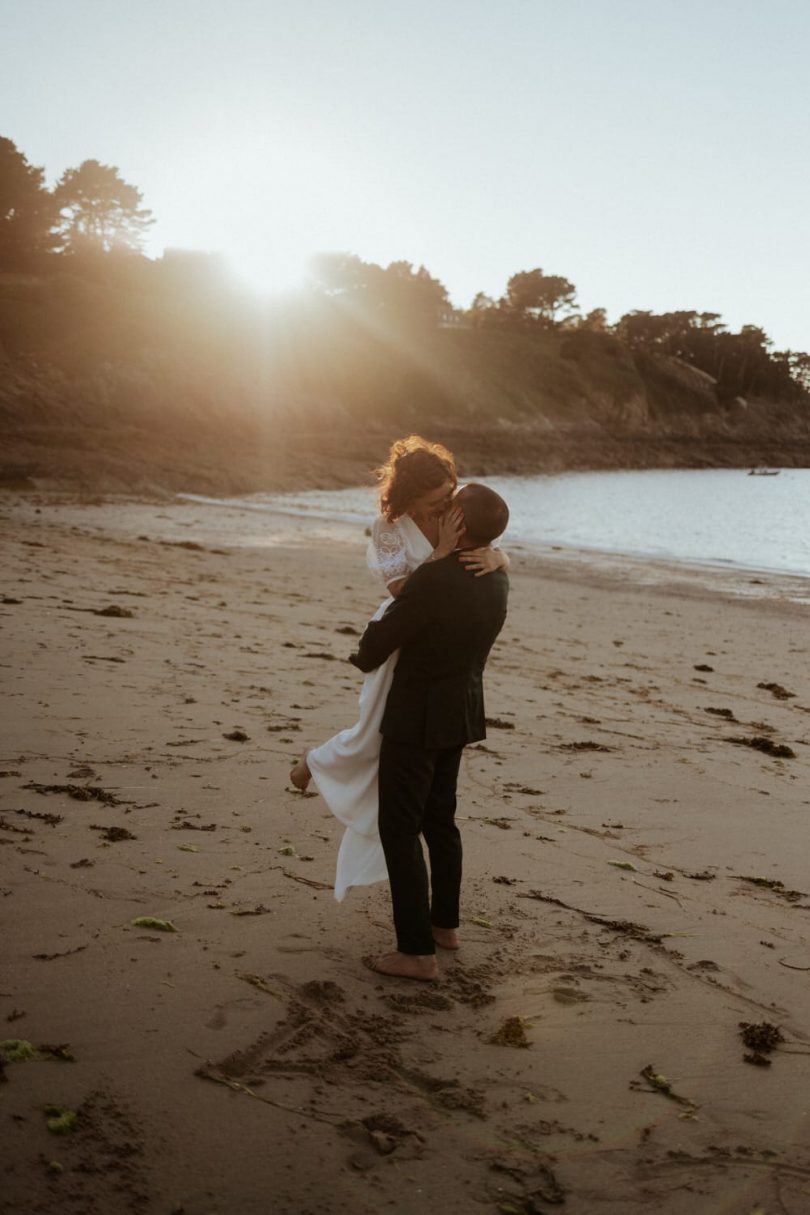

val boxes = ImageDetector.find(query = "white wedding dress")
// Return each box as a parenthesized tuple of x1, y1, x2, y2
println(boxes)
(307, 513, 433, 901)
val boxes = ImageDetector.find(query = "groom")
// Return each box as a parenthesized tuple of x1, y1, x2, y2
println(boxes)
(350, 483, 509, 981)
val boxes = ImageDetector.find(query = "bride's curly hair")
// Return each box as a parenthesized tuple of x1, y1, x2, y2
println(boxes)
(375, 435, 457, 522)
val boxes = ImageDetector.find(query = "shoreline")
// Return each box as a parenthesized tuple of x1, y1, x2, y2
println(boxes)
(5, 488, 809, 607)
(2, 496, 810, 1214)
(175, 483, 810, 588)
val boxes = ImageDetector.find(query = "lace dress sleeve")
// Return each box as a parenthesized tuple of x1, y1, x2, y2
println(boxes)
(367, 517, 412, 588)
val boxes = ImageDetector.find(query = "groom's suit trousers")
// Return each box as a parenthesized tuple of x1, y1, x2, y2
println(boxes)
(378, 737, 463, 956)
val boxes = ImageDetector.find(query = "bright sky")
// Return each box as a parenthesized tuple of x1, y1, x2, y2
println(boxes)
(2, 0, 808, 350)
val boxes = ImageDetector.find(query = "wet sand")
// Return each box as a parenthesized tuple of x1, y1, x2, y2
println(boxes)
(1, 493, 810, 1215)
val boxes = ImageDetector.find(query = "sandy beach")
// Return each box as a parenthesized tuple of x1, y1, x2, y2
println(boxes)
(2, 492, 810, 1215)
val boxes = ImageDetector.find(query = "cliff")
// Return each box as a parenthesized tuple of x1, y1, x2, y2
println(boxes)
(1, 265, 808, 493)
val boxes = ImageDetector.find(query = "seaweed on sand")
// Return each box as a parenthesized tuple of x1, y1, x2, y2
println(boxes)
(726, 736, 796, 759)
(25, 781, 122, 805)
(740, 1021, 784, 1067)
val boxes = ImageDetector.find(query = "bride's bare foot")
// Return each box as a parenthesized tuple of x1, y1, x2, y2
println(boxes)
(432, 926, 460, 950)
(366, 951, 439, 982)
(289, 757, 311, 792)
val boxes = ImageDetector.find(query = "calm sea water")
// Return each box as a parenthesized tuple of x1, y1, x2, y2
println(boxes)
(182, 468, 810, 579)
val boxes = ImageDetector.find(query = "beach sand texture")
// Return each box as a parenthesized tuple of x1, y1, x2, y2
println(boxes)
(1, 494, 809, 1215)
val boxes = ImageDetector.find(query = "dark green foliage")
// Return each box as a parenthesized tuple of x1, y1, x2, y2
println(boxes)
(615, 310, 806, 405)
(53, 159, 154, 254)
(504, 268, 577, 327)
(0, 138, 58, 266)
(309, 252, 450, 328)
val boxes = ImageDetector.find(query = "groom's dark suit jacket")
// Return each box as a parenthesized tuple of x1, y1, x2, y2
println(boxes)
(350, 551, 508, 750)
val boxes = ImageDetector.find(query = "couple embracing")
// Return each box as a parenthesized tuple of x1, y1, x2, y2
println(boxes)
(290, 436, 509, 981)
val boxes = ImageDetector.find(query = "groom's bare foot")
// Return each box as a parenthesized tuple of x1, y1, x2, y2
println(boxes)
(432, 926, 460, 950)
(366, 951, 439, 982)
(289, 757, 311, 792)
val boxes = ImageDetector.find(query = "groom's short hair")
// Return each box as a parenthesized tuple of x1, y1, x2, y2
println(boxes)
(456, 484, 509, 546)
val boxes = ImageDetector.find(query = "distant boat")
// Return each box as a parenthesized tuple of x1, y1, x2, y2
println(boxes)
(748, 467, 780, 476)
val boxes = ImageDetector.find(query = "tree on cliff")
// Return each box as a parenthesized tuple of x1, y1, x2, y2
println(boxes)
(616, 310, 807, 402)
(617, 310, 726, 352)
(467, 291, 501, 327)
(505, 268, 577, 326)
(0, 136, 58, 265)
(310, 252, 449, 326)
(53, 160, 154, 254)
(774, 350, 810, 393)
(579, 307, 608, 332)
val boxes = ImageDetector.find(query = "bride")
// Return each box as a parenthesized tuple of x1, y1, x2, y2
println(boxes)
(290, 435, 508, 900)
